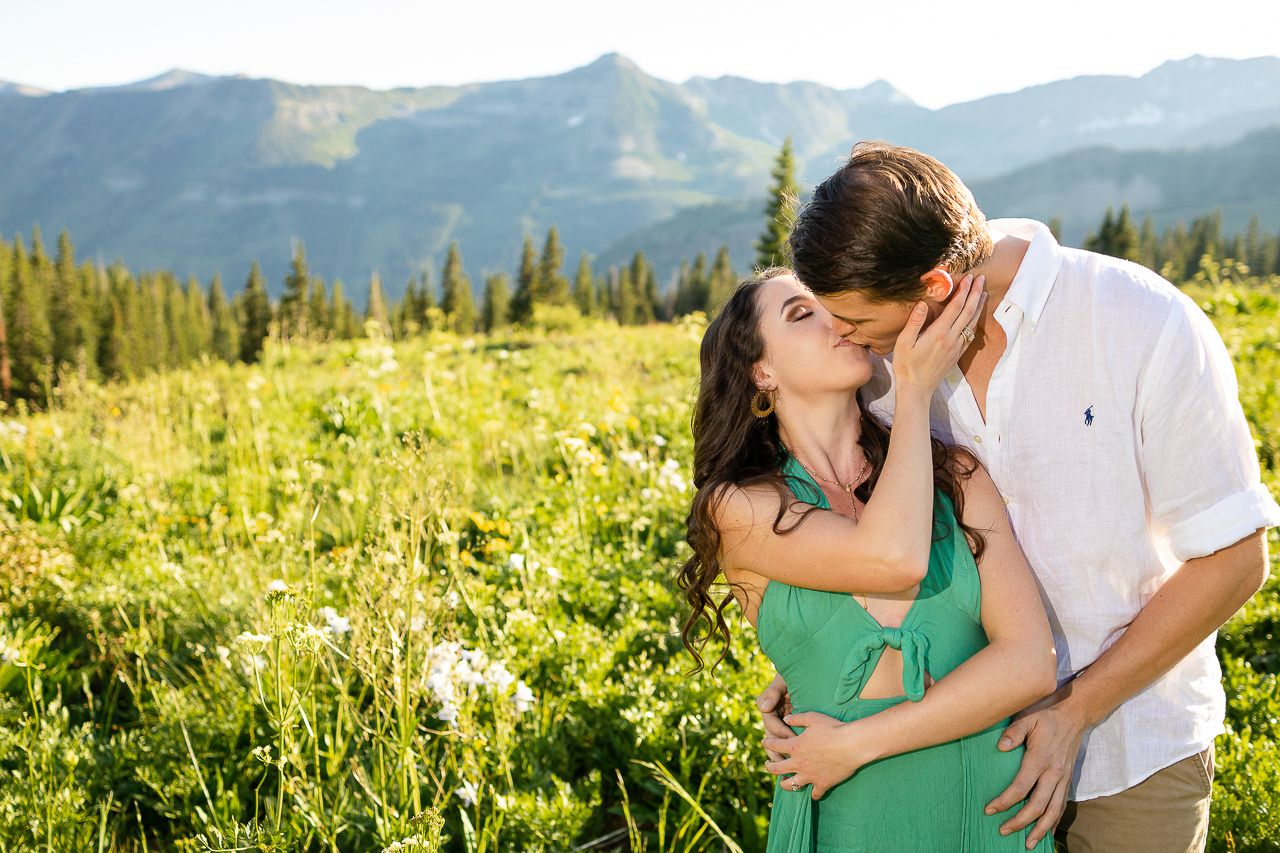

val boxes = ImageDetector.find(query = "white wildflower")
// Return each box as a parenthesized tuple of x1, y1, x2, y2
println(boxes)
(455, 778, 479, 807)
(512, 680, 536, 714)
(436, 702, 458, 726)
(318, 606, 351, 635)
(486, 661, 516, 693)
(508, 553, 525, 571)
(653, 434, 668, 447)
(266, 579, 289, 594)
(234, 632, 272, 651)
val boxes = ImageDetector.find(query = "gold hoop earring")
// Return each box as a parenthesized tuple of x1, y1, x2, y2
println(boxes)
(750, 389, 775, 418)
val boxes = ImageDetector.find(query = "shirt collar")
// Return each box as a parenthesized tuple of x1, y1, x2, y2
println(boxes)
(988, 218, 1064, 329)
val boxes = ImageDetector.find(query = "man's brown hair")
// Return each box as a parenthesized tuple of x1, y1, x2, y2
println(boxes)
(788, 142, 993, 302)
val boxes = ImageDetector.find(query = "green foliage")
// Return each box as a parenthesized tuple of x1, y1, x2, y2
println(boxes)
(439, 243, 477, 335)
(706, 247, 735, 318)
(0, 259, 1277, 852)
(238, 262, 273, 365)
(1082, 204, 1140, 263)
(0, 311, 778, 853)
(482, 273, 511, 334)
(755, 137, 797, 269)
(573, 253, 595, 318)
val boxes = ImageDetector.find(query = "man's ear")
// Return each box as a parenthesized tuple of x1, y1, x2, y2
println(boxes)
(919, 268, 955, 302)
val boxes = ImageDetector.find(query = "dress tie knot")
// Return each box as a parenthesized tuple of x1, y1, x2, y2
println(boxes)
(835, 625, 930, 704)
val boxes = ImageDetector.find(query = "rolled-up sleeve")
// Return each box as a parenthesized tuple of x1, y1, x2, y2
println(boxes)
(1138, 298, 1280, 562)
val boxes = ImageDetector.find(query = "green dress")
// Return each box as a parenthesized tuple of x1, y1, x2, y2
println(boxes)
(760, 457, 1042, 852)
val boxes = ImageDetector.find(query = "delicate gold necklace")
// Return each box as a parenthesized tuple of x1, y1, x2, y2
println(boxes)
(785, 447, 872, 609)
(794, 455, 870, 509)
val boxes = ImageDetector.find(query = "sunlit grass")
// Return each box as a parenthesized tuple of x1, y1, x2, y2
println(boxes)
(0, 289, 1276, 852)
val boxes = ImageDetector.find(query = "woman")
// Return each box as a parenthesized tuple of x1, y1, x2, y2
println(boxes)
(677, 268, 1057, 851)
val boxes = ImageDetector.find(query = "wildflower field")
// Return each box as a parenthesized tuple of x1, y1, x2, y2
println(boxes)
(2, 281, 1280, 853)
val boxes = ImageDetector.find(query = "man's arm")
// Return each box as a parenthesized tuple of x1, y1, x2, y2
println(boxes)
(986, 528, 1269, 846)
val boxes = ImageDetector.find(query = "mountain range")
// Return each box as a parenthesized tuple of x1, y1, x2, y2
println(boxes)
(1, 53, 1278, 295)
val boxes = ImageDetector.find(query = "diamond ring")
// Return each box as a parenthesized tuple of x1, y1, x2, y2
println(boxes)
(961, 326, 976, 343)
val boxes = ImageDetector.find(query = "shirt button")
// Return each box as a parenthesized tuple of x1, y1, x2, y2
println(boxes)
(974, 435, 983, 444)
(1002, 496, 1011, 506)
(1029, 320, 1036, 329)
(947, 373, 958, 384)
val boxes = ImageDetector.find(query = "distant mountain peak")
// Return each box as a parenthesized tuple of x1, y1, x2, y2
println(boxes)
(585, 53, 642, 73)
(851, 78, 915, 106)
(95, 69, 227, 93)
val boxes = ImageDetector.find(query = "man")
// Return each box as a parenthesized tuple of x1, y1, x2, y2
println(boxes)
(758, 142, 1280, 851)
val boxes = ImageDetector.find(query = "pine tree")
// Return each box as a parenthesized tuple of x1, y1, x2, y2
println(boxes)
(331, 280, 355, 339)
(616, 266, 637, 326)
(97, 264, 135, 380)
(482, 272, 511, 332)
(593, 274, 607, 318)
(185, 276, 212, 362)
(627, 251, 654, 324)
(605, 267, 620, 319)
(1083, 205, 1139, 263)
(1047, 217, 1063, 243)
(439, 242, 476, 334)
(755, 136, 798, 269)
(1244, 216, 1268, 274)
(538, 227, 571, 306)
(49, 231, 80, 370)
(674, 252, 710, 316)
(511, 234, 539, 324)
(75, 264, 102, 379)
(309, 278, 330, 340)
(208, 273, 239, 362)
(395, 278, 417, 339)
(707, 246, 736, 317)
(5, 236, 53, 400)
(367, 273, 391, 338)
(573, 252, 595, 316)
(281, 241, 311, 340)
(415, 270, 435, 331)
(1138, 216, 1159, 272)
(1184, 211, 1224, 280)
(642, 259, 660, 322)
(239, 261, 272, 364)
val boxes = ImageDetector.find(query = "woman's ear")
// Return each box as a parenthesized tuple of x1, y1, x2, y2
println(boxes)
(919, 268, 955, 302)
(751, 363, 775, 392)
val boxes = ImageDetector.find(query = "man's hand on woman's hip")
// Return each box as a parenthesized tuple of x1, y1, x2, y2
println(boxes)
(986, 685, 1087, 849)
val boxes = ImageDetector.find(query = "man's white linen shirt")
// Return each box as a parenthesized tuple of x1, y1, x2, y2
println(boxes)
(861, 219, 1280, 801)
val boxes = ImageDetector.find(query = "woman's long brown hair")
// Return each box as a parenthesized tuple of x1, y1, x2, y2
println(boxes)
(677, 269, 987, 675)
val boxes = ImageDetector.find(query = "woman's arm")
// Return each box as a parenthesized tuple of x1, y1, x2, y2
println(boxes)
(718, 276, 984, 596)
(761, 463, 1058, 799)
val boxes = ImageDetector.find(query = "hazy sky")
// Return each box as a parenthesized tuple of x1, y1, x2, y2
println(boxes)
(4, 0, 1279, 108)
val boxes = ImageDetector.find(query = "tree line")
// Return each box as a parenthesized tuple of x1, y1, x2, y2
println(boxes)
(0, 223, 746, 406)
(1067, 206, 1280, 281)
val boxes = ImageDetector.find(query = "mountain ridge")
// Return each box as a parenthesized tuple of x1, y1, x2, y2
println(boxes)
(1, 53, 1278, 294)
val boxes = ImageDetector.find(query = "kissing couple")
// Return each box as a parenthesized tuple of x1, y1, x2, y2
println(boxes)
(679, 143, 1280, 852)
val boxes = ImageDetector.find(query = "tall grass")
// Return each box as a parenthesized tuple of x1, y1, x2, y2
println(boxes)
(0, 282, 1277, 852)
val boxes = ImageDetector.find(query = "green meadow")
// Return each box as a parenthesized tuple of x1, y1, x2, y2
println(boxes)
(1, 274, 1279, 853)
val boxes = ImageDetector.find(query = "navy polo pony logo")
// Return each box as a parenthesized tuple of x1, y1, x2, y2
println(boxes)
(1084, 406, 1094, 426)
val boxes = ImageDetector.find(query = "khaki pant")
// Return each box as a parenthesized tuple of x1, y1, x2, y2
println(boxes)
(1054, 746, 1213, 853)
